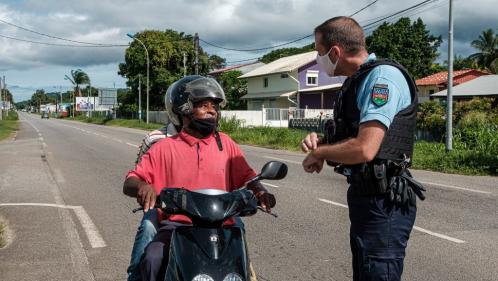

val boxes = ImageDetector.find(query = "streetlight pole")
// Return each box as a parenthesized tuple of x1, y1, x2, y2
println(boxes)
(127, 33, 150, 124)
(445, 0, 454, 151)
(64, 75, 76, 118)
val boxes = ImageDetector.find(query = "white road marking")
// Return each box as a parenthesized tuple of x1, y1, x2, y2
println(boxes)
(265, 155, 492, 196)
(53, 168, 66, 183)
(72, 206, 107, 248)
(412, 226, 466, 244)
(261, 182, 279, 188)
(318, 198, 349, 208)
(263, 155, 302, 165)
(317, 198, 466, 244)
(126, 142, 139, 148)
(420, 181, 491, 194)
(0, 203, 106, 248)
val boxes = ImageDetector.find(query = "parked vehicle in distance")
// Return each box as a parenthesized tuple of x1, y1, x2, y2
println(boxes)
(41, 111, 49, 119)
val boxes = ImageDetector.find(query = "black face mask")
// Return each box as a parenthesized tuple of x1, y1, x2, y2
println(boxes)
(189, 117, 217, 137)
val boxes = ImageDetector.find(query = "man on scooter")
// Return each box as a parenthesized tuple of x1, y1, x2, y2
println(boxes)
(123, 75, 275, 281)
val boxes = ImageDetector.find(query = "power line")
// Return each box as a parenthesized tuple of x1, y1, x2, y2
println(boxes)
(0, 18, 128, 46)
(362, 0, 436, 30)
(0, 33, 128, 47)
(350, 0, 379, 17)
(200, 0, 380, 53)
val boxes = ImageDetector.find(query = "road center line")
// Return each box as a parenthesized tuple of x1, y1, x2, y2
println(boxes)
(264, 155, 490, 195)
(263, 155, 302, 165)
(317, 198, 466, 244)
(262, 182, 279, 188)
(419, 181, 491, 194)
(126, 142, 139, 148)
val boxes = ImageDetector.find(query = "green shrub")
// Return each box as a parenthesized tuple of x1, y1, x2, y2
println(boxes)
(219, 116, 243, 134)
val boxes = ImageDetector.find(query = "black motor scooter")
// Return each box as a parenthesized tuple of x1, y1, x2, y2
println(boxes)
(143, 161, 287, 281)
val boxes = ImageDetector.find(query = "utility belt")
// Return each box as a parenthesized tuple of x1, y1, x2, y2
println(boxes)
(335, 159, 426, 206)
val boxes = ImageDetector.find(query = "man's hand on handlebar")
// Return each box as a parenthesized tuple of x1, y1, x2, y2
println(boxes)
(256, 191, 276, 212)
(137, 183, 157, 212)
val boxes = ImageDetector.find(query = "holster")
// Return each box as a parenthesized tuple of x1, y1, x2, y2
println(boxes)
(343, 161, 426, 204)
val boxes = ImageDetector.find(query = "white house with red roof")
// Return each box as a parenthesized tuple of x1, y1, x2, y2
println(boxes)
(415, 69, 489, 102)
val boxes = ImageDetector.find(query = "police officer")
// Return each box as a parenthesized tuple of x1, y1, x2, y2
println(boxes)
(301, 16, 425, 281)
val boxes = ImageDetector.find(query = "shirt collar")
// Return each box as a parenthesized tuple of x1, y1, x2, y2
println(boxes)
(178, 130, 213, 146)
(363, 53, 377, 64)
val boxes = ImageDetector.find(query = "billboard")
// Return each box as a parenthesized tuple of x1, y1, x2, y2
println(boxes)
(99, 88, 117, 105)
(75, 97, 113, 111)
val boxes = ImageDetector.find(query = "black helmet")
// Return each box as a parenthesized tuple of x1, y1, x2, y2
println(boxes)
(165, 75, 226, 126)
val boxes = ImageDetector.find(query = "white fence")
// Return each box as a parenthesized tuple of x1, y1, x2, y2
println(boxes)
(147, 108, 333, 128)
(222, 108, 333, 128)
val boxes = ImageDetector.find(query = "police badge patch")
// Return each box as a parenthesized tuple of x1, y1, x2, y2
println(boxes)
(371, 84, 389, 106)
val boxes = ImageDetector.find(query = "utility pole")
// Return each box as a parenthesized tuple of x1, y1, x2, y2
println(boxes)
(194, 33, 199, 75)
(0, 77, 3, 121)
(445, 0, 454, 151)
(3, 76, 6, 117)
(138, 75, 142, 122)
(183, 52, 187, 77)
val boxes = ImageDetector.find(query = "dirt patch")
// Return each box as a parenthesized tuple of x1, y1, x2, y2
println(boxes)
(0, 216, 14, 249)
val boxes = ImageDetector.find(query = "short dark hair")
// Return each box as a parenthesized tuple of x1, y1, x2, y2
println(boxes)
(314, 16, 365, 55)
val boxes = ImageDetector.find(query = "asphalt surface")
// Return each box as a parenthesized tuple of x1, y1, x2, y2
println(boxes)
(0, 112, 497, 281)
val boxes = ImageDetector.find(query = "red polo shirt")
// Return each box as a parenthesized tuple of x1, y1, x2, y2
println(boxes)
(127, 130, 257, 224)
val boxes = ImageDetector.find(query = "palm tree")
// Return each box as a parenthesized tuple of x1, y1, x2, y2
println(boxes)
(67, 69, 91, 97)
(468, 28, 498, 73)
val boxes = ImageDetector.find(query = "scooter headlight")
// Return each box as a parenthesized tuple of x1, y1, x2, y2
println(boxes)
(192, 274, 214, 281)
(223, 273, 243, 281)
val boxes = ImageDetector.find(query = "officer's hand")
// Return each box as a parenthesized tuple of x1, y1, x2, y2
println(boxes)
(137, 183, 157, 212)
(301, 132, 322, 153)
(256, 192, 276, 212)
(302, 152, 324, 173)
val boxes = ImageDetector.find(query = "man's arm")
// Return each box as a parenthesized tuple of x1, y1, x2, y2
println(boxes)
(302, 121, 386, 173)
(246, 181, 276, 212)
(123, 176, 157, 212)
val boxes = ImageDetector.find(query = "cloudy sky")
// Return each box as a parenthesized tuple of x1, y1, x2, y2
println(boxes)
(0, 0, 496, 101)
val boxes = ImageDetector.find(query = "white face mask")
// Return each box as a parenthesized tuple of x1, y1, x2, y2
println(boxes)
(316, 47, 338, 77)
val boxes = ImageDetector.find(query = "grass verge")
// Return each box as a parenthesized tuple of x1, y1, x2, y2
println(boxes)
(0, 111, 19, 142)
(412, 141, 498, 176)
(0, 222, 6, 248)
(67, 115, 163, 131)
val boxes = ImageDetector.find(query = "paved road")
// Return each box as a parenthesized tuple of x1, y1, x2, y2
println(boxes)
(0, 112, 497, 281)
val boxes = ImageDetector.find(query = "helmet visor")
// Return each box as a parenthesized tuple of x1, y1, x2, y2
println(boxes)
(185, 77, 226, 107)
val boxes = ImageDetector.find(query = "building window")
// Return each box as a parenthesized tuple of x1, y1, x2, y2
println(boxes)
(306, 71, 318, 86)
(263, 77, 269, 88)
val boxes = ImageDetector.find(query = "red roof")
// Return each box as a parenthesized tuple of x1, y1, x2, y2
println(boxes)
(416, 69, 489, 86)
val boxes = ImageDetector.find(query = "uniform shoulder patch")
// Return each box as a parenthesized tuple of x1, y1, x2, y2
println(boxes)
(371, 84, 389, 106)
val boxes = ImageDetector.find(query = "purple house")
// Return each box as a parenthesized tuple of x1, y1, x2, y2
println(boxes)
(239, 51, 345, 110)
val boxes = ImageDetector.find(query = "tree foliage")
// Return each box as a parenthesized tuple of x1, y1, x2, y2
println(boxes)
(118, 30, 211, 110)
(468, 28, 498, 73)
(29, 89, 55, 108)
(366, 17, 442, 78)
(66, 69, 90, 97)
(208, 55, 226, 70)
(217, 70, 247, 110)
(260, 43, 315, 63)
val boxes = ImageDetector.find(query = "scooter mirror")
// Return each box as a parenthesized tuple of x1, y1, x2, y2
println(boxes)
(259, 161, 288, 180)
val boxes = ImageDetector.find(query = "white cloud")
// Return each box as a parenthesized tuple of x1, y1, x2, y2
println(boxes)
(0, 0, 495, 101)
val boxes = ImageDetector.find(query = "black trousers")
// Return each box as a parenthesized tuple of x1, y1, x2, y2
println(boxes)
(347, 185, 416, 281)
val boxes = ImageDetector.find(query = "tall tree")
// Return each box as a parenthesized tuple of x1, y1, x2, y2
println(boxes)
(29, 89, 54, 109)
(208, 55, 226, 70)
(66, 69, 90, 97)
(366, 17, 442, 78)
(260, 43, 315, 64)
(468, 28, 498, 73)
(217, 70, 247, 110)
(118, 29, 211, 110)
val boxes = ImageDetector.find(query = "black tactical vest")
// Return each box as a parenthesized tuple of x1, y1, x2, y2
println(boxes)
(336, 59, 418, 162)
